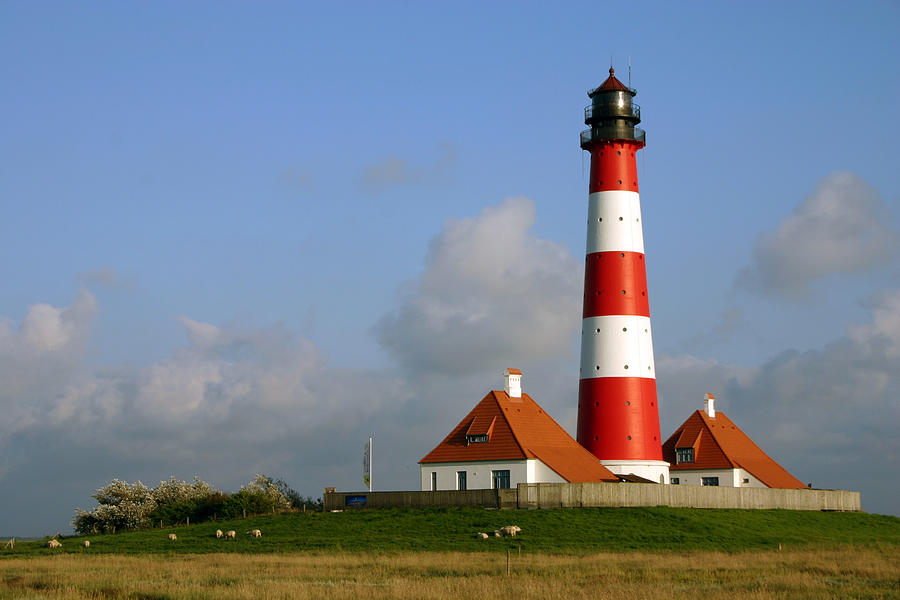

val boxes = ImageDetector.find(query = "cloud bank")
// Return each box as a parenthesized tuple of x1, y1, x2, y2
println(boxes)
(376, 196, 582, 374)
(0, 294, 411, 535)
(736, 172, 897, 298)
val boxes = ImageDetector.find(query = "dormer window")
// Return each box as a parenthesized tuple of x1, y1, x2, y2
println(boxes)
(676, 447, 694, 464)
(465, 415, 496, 446)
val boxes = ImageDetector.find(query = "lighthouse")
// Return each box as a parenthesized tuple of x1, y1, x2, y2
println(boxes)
(575, 67, 669, 483)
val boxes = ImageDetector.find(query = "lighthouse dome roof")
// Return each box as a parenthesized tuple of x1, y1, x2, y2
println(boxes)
(588, 67, 633, 97)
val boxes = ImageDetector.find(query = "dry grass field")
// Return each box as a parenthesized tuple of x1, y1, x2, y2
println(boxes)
(1, 547, 897, 599)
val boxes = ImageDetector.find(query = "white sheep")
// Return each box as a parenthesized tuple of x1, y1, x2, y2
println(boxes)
(168, 533, 177, 541)
(82, 540, 90, 548)
(248, 529, 262, 538)
(500, 525, 522, 537)
(475, 532, 489, 539)
(47, 539, 62, 548)
(225, 530, 236, 539)
(493, 530, 501, 537)
(215, 529, 223, 538)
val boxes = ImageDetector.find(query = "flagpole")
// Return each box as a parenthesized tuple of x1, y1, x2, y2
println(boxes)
(369, 435, 373, 492)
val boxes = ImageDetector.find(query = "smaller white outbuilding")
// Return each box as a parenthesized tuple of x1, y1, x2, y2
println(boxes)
(662, 394, 805, 489)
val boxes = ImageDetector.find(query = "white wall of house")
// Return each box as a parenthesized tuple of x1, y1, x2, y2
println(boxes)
(419, 459, 566, 491)
(599, 459, 670, 484)
(669, 468, 766, 488)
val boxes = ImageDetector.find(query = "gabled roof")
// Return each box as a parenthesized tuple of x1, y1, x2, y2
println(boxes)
(420, 391, 618, 483)
(662, 410, 805, 489)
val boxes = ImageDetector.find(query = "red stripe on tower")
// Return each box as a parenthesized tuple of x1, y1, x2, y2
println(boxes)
(576, 67, 669, 483)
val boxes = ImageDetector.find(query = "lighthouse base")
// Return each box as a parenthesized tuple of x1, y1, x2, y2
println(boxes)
(599, 460, 671, 484)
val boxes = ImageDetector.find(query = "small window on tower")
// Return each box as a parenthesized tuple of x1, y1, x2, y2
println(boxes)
(466, 434, 489, 444)
(676, 448, 694, 464)
(671, 477, 680, 485)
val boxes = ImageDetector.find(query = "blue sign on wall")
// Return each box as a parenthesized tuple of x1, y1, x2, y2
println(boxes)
(345, 495, 367, 507)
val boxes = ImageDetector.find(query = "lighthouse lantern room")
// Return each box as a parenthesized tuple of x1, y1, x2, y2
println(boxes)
(576, 68, 670, 483)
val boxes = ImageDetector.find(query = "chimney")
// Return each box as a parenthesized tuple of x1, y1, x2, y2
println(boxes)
(704, 392, 716, 418)
(504, 368, 522, 398)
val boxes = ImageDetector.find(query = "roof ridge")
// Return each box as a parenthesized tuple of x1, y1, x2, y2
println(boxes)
(497, 390, 532, 458)
(697, 411, 739, 468)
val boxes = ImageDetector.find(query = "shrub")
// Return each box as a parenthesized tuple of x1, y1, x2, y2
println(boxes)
(73, 477, 217, 534)
(73, 474, 314, 534)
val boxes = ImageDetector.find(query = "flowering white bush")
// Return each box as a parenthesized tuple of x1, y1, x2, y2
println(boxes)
(152, 476, 214, 506)
(241, 474, 292, 511)
(72, 474, 305, 534)
(73, 476, 217, 534)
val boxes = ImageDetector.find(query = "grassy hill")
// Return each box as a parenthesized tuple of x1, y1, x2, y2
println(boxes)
(3, 506, 899, 557)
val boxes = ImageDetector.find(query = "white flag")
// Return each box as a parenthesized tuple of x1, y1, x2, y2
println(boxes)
(363, 439, 370, 487)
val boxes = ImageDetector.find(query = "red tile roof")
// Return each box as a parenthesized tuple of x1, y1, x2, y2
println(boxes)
(662, 410, 805, 489)
(420, 391, 619, 483)
(589, 67, 630, 95)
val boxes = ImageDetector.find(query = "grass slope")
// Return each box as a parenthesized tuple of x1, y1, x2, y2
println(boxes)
(3, 507, 899, 557)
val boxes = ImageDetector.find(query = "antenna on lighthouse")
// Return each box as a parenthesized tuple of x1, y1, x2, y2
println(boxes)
(628, 57, 632, 87)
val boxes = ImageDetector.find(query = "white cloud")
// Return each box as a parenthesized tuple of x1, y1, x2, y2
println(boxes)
(356, 143, 456, 194)
(16, 290, 96, 352)
(848, 289, 900, 359)
(376, 196, 582, 374)
(735, 172, 897, 298)
(75, 267, 134, 290)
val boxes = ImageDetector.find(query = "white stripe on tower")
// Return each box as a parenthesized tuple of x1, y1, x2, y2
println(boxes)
(585, 190, 645, 254)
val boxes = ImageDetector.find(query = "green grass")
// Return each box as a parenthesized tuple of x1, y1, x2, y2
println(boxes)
(3, 507, 899, 557)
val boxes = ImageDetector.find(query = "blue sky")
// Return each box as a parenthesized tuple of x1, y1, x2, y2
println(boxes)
(1, 1, 898, 535)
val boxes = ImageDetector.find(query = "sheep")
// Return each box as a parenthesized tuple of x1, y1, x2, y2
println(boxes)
(82, 540, 90, 548)
(215, 529, 223, 539)
(225, 530, 236, 539)
(493, 530, 502, 537)
(167, 533, 177, 541)
(475, 532, 489, 539)
(248, 529, 262, 538)
(47, 539, 62, 548)
(500, 525, 522, 537)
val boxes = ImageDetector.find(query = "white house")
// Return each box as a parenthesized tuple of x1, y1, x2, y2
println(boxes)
(661, 394, 805, 489)
(419, 369, 619, 491)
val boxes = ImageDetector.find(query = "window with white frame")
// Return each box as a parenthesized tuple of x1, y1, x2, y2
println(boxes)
(676, 448, 694, 463)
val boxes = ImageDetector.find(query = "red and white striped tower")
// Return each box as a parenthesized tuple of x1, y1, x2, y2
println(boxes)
(575, 68, 669, 483)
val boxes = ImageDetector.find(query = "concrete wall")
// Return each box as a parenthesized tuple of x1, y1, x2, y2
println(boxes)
(325, 489, 501, 511)
(517, 482, 860, 511)
(324, 483, 859, 512)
